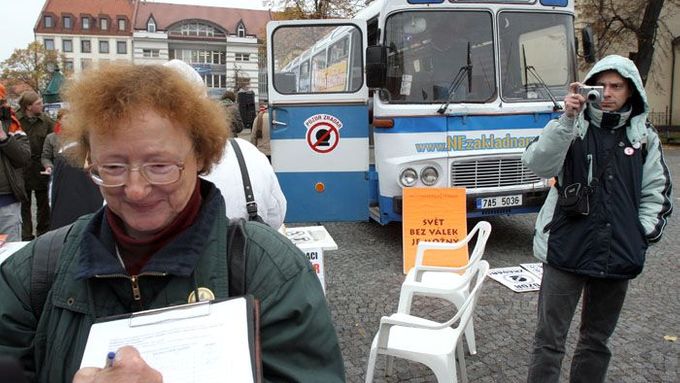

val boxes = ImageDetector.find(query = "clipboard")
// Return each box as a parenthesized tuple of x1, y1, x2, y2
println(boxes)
(80, 295, 261, 383)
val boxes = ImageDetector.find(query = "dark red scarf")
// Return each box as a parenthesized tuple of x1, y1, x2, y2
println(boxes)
(106, 180, 202, 275)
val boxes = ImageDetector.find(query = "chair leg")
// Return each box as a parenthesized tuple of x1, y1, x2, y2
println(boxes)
(451, 292, 477, 355)
(365, 347, 378, 383)
(397, 288, 415, 314)
(456, 338, 468, 383)
(385, 355, 395, 376)
(429, 356, 457, 383)
(464, 320, 476, 355)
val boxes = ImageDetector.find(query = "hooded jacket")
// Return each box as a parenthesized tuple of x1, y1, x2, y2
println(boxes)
(0, 181, 345, 382)
(522, 55, 673, 279)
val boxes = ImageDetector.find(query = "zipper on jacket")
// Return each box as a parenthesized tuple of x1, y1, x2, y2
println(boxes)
(95, 272, 167, 302)
(130, 275, 141, 301)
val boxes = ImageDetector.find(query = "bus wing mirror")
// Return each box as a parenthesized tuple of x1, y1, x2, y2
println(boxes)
(581, 25, 596, 64)
(366, 45, 387, 89)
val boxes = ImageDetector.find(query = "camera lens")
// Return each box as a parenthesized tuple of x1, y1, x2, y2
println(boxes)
(586, 90, 600, 103)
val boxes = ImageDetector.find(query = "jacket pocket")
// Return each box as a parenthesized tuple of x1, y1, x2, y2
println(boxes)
(543, 214, 567, 233)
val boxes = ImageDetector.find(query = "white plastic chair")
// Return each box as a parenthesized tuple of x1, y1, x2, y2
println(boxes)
(397, 221, 491, 356)
(365, 260, 490, 383)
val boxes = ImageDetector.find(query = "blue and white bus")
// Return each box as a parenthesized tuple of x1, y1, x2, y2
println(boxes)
(267, 0, 578, 224)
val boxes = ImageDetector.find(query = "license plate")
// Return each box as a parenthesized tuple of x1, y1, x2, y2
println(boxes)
(476, 194, 523, 209)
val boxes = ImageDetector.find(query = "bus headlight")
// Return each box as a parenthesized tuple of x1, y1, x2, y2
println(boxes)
(399, 168, 418, 187)
(420, 166, 439, 186)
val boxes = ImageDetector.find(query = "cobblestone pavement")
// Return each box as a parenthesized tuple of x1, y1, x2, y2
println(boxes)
(312, 145, 680, 382)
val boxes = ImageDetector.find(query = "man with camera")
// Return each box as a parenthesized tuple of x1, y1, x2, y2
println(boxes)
(522, 54, 672, 383)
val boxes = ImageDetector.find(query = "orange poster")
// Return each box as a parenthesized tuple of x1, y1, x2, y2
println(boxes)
(402, 188, 468, 274)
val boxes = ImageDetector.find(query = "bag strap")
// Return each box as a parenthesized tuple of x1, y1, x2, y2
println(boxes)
(227, 218, 248, 297)
(30, 223, 74, 318)
(229, 138, 259, 221)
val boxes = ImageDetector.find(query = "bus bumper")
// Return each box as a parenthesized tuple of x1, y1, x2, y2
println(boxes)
(381, 187, 550, 223)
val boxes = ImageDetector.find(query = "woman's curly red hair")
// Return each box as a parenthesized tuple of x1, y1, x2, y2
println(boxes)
(61, 62, 230, 174)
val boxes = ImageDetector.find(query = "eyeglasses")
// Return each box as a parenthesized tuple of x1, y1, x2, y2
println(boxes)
(89, 162, 185, 187)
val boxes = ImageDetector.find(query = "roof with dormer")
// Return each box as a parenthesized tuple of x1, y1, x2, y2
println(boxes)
(34, 0, 136, 36)
(133, 2, 271, 38)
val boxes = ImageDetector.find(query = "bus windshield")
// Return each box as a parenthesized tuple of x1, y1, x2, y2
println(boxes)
(499, 12, 576, 102)
(383, 11, 495, 104)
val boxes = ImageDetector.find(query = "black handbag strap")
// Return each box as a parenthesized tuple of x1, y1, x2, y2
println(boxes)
(229, 138, 259, 221)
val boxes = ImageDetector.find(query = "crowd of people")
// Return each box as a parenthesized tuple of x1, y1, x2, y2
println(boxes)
(0, 53, 672, 383)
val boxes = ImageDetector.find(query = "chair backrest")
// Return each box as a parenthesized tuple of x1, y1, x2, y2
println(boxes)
(443, 260, 490, 329)
(414, 221, 492, 272)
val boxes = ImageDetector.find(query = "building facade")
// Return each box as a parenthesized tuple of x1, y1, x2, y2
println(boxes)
(34, 0, 271, 100)
(34, 0, 135, 73)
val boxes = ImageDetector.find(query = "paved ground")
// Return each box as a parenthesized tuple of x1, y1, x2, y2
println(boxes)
(313, 145, 680, 382)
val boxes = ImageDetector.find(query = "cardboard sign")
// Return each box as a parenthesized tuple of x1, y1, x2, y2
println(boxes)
(303, 247, 325, 294)
(283, 226, 338, 251)
(402, 188, 468, 274)
(520, 262, 544, 280)
(488, 267, 541, 292)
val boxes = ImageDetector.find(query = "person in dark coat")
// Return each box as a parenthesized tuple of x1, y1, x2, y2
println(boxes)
(41, 109, 103, 230)
(17, 90, 54, 240)
(0, 84, 31, 241)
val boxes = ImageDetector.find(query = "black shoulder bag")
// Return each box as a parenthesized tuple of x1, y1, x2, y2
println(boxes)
(557, 148, 616, 217)
(229, 138, 266, 224)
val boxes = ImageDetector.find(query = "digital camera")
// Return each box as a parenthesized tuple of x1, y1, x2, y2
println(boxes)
(577, 85, 604, 104)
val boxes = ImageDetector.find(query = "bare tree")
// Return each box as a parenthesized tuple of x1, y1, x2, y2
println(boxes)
(1, 42, 65, 96)
(577, 0, 679, 85)
(232, 63, 251, 92)
(267, 0, 366, 19)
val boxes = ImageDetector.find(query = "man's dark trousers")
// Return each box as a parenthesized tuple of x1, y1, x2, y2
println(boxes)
(527, 263, 629, 383)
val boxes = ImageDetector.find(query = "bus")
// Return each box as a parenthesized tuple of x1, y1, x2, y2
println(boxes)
(267, 0, 578, 224)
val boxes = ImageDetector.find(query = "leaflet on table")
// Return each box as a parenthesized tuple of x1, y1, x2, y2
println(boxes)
(80, 296, 261, 383)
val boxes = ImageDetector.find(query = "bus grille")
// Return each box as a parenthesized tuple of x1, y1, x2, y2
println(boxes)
(450, 158, 541, 188)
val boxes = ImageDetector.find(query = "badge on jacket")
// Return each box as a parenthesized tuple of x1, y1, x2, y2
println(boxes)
(188, 287, 215, 303)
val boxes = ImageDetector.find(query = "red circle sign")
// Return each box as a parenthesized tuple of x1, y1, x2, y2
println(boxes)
(306, 121, 339, 153)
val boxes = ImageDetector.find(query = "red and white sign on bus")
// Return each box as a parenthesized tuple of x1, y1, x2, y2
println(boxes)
(304, 114, 343, 154)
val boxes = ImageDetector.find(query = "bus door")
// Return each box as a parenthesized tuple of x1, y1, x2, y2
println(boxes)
(267, 20, 369, 222)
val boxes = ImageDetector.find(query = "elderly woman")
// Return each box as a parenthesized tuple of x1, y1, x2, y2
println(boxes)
(0, 63, 345, 382)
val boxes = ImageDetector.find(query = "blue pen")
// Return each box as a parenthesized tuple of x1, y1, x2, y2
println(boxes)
(105, 351, 116, 368)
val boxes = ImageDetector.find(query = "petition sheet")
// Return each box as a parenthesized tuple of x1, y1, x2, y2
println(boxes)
(80, 298, 253, 383)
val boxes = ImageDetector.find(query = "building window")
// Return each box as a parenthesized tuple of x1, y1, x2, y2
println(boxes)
(143, 49, 158, 57)
(63, 16, 72, 29)
(82, 17, 90, 30)
(202, 74, 228, 89)
(174, 22, 223, 38)
(62, 39, 73, 52)
(118, 18, 126, 31)
(235, 53, 250, 62)
(63, 60, 74, 72)
(44, 15, 53, 28)
(116, 41, 127, 54)
(81, 58, 92, 70)
(44, 39, 55, 50)
(81, 39, 91, 53)
(237, 24, 246, 38)
(99, 40, 109, 54)
(142, 49, 160, 58)
(147, 18, 156, 33)
(100, 18, 108, 31)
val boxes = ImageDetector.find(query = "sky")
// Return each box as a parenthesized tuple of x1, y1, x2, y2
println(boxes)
(0, 0, 268, 62)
